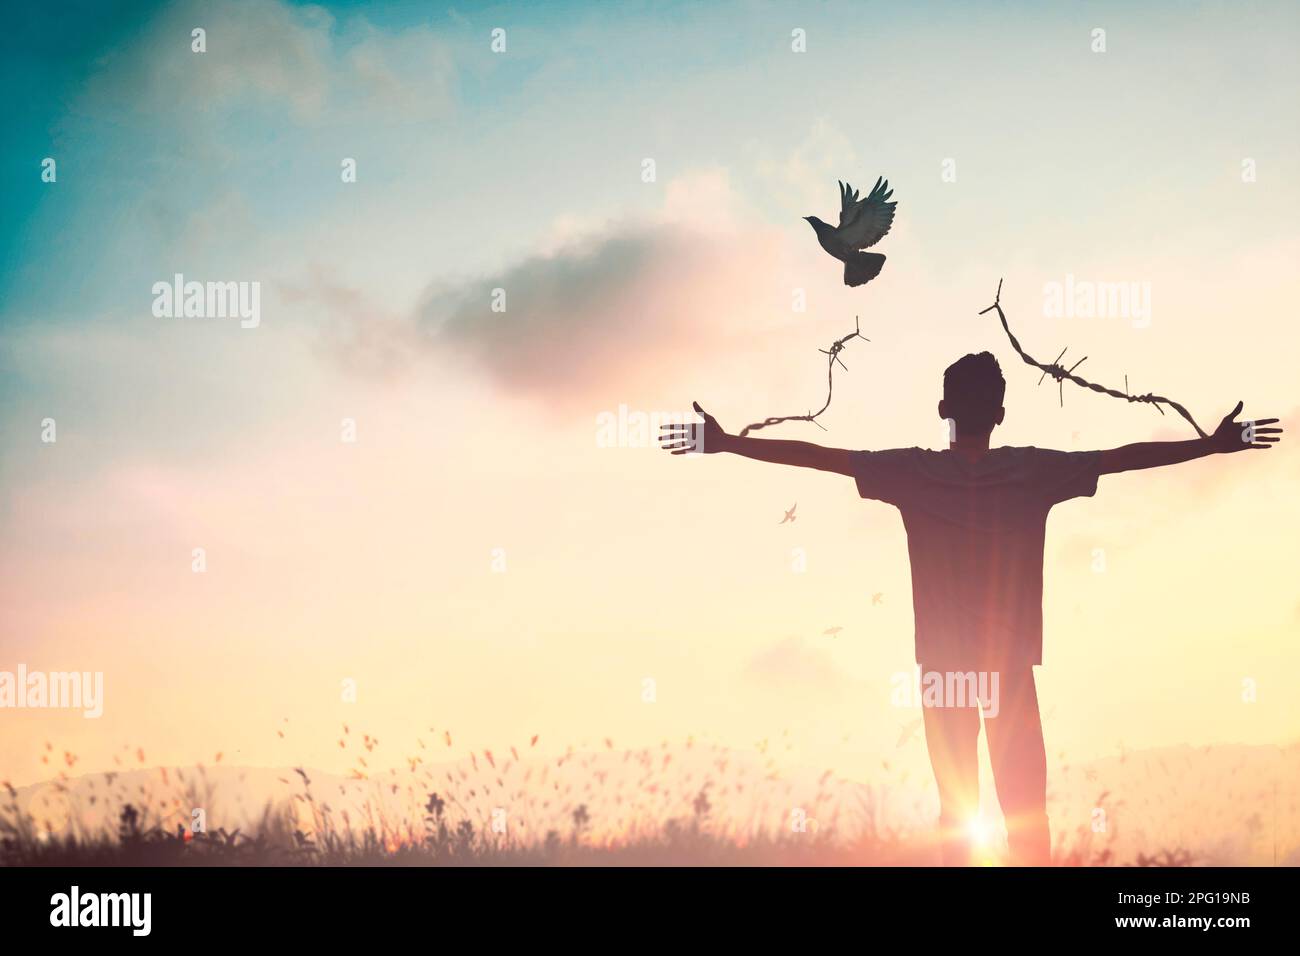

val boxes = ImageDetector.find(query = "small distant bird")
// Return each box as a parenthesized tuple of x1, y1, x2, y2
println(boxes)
(897, 718, 923, 747)
(779, 503, 797, 524)
(804, 177, 897, 286)
(871, 592, 884, 605)
(823, 626, 843, 637)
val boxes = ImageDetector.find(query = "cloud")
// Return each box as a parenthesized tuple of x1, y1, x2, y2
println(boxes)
(279, 223, 742, 393)
(79, 0, 456, 128)
(749, 118, 860, 219)
(415, 223, 736, 402)
(341, 24, 457, 123)
(294, 168, 790, 404)
(743, 637, 849, 695)
(277, 267, 424, 380)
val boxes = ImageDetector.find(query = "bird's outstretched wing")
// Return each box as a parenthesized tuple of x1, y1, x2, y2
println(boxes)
(836, 177, 896, 249)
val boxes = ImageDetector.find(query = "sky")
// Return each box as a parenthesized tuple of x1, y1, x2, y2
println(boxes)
(1, 0, 1298, 792)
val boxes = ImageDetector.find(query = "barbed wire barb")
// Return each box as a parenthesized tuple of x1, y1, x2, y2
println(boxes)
(1039, 346, 1067, 386)
(979, 279, 1208, 438)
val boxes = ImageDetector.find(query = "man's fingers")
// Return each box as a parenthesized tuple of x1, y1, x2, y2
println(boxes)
(691, 400, 718, 425)
(660, 441, 695, 451)
(1224, 400, 1244, 422)
(1253, 418, 1280, 427)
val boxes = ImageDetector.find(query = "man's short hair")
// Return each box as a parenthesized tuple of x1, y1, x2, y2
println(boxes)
(943, 352, 1006, 436)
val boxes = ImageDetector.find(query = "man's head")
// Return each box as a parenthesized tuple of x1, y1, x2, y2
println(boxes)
(939, 351, 1006, 438)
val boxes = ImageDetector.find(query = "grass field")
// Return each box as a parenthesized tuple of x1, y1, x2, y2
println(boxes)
(9, 731, 1289, 866)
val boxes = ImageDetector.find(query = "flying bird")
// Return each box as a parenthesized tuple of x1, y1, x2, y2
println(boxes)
(804, 177, 897, 287)
(779, 503, 797, 524)
(823, 626, 843, 637)
(897, 718, 923, 747)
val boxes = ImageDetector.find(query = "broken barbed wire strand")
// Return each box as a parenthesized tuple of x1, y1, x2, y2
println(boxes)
(738, 317, 868, 437)
(979, 279, 1208, 439)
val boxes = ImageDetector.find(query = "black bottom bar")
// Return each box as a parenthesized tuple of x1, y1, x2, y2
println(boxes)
(0, 865, 1284, 942)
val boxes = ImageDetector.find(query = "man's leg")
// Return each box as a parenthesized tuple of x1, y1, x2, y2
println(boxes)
(920, 666, 982, 865)
(983, 664, 1050, 865)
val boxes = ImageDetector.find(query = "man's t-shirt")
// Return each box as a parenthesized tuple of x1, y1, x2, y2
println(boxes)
(851, 446, 1103, 669)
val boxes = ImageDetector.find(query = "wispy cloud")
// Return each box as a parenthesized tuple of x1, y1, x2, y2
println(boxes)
(744, 637, 849, 696)
(417, 224, 720, 401)
(294, 169, 789, 403)
(80, 0, 457, 128)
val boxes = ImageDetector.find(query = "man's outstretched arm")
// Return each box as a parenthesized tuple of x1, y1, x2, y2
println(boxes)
(659, 402, 856, 476)
(1098, 401, 1282, 475)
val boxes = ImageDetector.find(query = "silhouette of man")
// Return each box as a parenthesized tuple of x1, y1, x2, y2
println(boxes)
(660, 351, 1281, 865)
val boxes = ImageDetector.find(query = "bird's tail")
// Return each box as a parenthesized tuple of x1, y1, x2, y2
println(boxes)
(844, 252, 885, 288)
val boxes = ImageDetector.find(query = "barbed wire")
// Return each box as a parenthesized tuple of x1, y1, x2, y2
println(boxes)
(979, 279, 1208, 439)
(738, 318, 868, 438)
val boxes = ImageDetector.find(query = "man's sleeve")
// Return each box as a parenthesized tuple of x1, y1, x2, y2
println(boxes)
(850, 448, 922, 505)
(1029, 448, 1104, 504)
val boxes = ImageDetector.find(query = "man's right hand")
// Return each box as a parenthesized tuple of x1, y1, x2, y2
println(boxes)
(659, 402, 857, 474)
(659, 401, 729, 455)
(1208, 401, 1283, 454)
